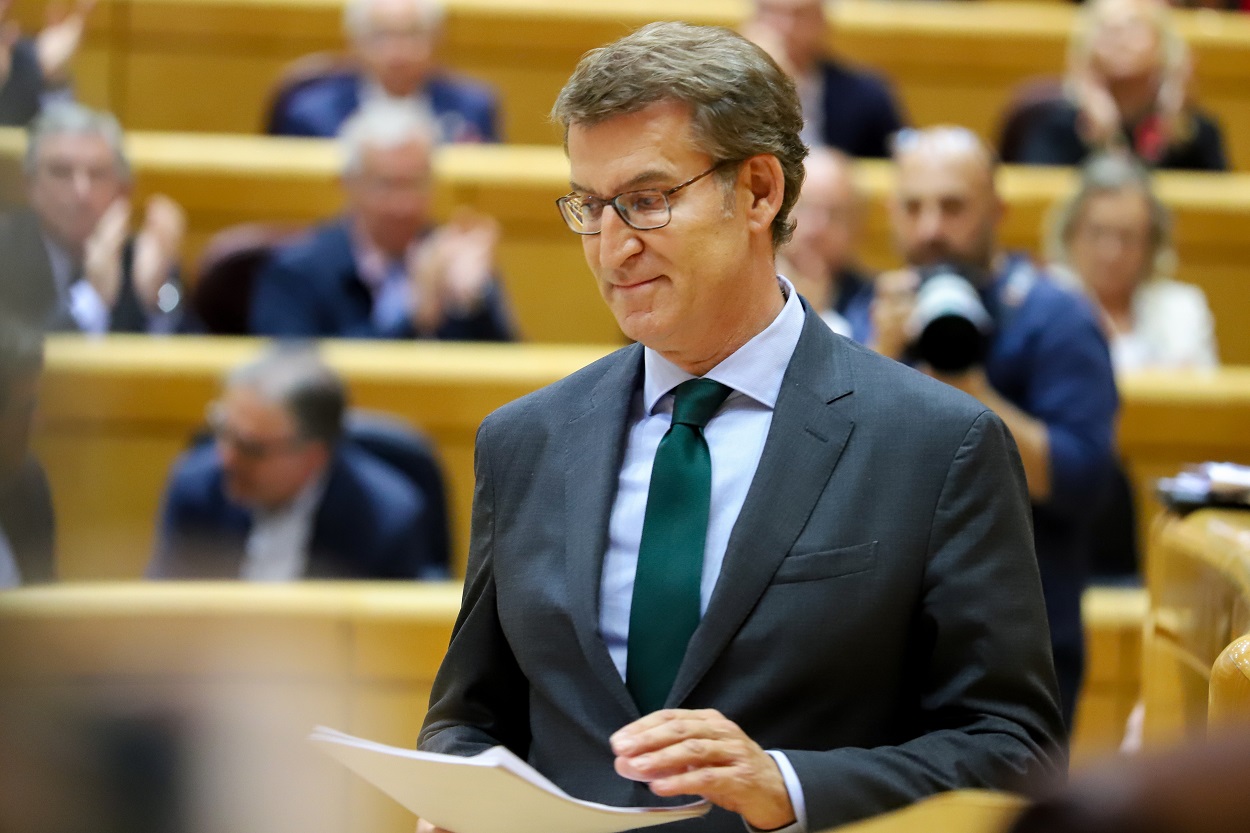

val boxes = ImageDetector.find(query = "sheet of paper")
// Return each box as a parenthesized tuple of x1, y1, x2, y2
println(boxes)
(309, 726, 710, 833)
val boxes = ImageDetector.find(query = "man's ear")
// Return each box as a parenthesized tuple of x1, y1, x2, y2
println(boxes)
(742, 154, 785, 237)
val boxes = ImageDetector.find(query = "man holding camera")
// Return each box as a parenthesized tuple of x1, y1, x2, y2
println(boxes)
(873, 125, 1118, 731)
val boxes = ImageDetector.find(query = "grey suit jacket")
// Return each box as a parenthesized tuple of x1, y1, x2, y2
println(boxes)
(420, 306, 1066, 832)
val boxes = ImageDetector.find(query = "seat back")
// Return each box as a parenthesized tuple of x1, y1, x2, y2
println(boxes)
(996, 77, 1066, 164)
(192, 223, 299, 335)
(345, 411, 453, 577)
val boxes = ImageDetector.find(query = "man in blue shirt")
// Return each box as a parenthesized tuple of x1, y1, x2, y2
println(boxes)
(742, 0, 906, 159)
(874, 125, 1119, 730)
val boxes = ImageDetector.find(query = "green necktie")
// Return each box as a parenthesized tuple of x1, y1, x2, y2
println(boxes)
(626, 378, 732, 715)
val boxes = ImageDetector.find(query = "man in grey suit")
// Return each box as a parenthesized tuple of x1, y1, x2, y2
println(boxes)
(418, 21, 1065, 833)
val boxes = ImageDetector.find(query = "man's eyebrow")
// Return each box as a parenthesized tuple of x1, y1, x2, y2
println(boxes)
(568, 169, 673, 198)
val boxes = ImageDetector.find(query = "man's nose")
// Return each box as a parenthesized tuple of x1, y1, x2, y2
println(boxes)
(70, 169, 92, 199)
(915, 206, 945, 242)
(595, 205, 643, 268)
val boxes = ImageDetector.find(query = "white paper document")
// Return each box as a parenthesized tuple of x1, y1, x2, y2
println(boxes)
(309, 726, 710, 833)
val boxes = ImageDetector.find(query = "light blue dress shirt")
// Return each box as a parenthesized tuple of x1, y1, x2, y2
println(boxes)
(599, 276, 809, 832)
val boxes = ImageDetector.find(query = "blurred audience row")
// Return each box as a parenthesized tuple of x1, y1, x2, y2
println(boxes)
(0, 93, 1220, 365)
(0, 329, 452, 588)
(0, 0, 1239, 173)
(0, 99, 517, 340)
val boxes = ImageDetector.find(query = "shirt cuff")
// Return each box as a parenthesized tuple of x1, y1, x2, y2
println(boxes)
(742, 751, 807, 833)
(69, 280, 111, 335)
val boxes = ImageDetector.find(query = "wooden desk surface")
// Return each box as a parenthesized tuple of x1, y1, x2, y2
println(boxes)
(5, 132, 1250, 359)
(17, 0, 1250, 169)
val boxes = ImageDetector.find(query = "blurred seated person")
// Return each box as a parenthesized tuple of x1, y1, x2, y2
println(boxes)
(873, 126, 1118, 727)
(741, 0, 905, 158)
(267, 0, 499, 142)
(1017, 0, 1226, 171)
(1009, 732, 1250, 833)
(777, 147, 873, 342)
(1047, 151, 1217, 371)
(0, 102, 186, 333)
(0, 0, 94, 126)
(251, 100, 515, 341)
(148, 345, 447, 581)
(0, 311, 54, 587)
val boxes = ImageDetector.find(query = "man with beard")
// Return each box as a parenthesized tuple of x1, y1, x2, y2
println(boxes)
(873, 125, 1119, 731)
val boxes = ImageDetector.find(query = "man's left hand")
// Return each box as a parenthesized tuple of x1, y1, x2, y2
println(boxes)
(611, 709, 795, 831)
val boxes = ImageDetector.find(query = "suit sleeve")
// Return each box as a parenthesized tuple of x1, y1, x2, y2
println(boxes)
(250, 255, 325, 337)
(418, 416, 532, 755)
(1025, 302, 1118, 521)
(147, 464, 197, 579)
(784, 411, 1067, 830)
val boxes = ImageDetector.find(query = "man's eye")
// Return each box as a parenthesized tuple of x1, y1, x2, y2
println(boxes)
(578, 197, 606, 217)
(629, 193, 667, 212)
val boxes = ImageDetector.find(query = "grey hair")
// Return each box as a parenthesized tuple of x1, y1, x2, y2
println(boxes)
(0, 311, 44, 406)
(23, 101, 131, 181)
(338, 99, 438, 176)
(1045, 151, 1176, 281)
(343, 0, 443, 41)
(551, 21, 808, 249)
(226, 344, 347, 447)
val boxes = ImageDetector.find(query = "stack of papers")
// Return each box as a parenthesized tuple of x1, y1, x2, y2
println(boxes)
(309, 726, 710, 833)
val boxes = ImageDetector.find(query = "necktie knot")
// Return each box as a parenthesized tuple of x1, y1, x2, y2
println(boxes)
(670, 379, 732, 429)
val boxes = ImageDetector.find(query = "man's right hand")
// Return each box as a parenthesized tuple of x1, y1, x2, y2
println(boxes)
(869, 268, 919, 361)
(83, 197, 130, 309)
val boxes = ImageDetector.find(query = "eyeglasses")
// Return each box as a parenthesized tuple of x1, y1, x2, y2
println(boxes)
(555, 160, 737, 235)
(206, 403, 305, 462)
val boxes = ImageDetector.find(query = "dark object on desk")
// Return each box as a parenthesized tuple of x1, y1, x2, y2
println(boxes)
(1008, 732, 1250, 833)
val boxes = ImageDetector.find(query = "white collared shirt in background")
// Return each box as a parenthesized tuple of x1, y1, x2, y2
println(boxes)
(241, 474, 327, 581)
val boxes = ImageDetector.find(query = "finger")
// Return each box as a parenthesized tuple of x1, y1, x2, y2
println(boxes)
(611, 709, 730, 756)
(617, 735, 741, 782)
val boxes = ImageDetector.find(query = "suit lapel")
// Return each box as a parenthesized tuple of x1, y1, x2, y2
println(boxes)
(564, 345, 646, 717)
(669, 309, 857, 706)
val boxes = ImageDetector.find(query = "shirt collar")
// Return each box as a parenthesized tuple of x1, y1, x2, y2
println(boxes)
(642, 276, 805, 414)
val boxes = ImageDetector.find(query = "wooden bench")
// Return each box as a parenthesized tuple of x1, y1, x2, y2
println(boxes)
(13, 1, 1250, 169)
(5, 132, 1250, 359)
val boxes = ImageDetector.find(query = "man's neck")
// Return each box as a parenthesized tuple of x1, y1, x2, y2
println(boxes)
(662, 280, 789, 377)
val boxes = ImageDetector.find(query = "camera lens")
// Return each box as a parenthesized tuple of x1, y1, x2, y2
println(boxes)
(908, 266, 993, 373)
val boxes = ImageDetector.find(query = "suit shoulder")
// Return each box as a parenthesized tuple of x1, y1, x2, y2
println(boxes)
(261, 223, 354, 287)
(837, 339, 999, 435)
(273, 75, 357, 137)
(480, 344, 638, 434)
(165, 444, 227, 502)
